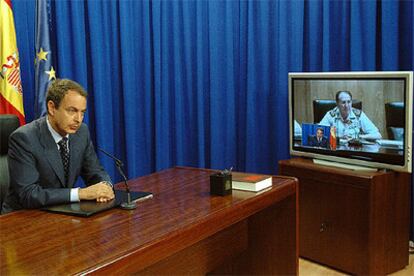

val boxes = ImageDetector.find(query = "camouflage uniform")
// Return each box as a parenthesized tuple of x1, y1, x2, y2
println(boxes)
(319, 107, 381, 139)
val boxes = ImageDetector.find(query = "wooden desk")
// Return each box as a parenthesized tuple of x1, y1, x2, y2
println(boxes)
(0, 167, 298, 275)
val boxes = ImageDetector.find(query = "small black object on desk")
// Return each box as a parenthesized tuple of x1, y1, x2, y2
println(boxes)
(210, 167, 232, 196)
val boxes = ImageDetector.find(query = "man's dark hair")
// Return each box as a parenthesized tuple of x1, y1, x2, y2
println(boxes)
(335, 90, 352, 102)
(316, 127, 324, 134)
(46, 79, 87, 113)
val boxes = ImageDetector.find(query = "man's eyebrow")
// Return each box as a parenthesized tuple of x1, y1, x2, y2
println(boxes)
(67, 106, 86, 112)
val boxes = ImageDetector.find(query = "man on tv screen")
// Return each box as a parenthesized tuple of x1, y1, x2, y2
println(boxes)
(319, 90, 382, 140)
(308, 127, 329, 148)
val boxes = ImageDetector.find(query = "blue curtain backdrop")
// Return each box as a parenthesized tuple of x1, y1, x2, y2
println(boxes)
(11, 0, 414, 235)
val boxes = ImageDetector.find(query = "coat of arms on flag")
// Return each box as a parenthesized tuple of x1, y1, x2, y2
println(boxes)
(0, 0, 25, 125)
(1, 52, 23, 95)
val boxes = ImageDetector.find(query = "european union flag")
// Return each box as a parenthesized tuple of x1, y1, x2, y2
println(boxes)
(34, 0, 57, 118)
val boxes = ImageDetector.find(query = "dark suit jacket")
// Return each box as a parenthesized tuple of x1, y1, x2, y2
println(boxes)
(1, 117, 111, 213)
(308, 135, 329, 148)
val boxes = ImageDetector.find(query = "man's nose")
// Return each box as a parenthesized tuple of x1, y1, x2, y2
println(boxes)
(74, 112, 82, 122)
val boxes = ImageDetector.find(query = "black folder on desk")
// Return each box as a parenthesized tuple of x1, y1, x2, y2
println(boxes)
(41, 190, 153, 217)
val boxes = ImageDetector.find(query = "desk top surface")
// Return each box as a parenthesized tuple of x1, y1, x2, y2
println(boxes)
(0, 167, 296, 275)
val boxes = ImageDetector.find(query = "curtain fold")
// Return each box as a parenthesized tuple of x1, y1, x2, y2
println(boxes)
(118, 0, 154, 177)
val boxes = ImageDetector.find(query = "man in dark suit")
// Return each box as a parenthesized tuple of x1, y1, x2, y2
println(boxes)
(308, 127, 329, 148)
(1, 79, 114, 214)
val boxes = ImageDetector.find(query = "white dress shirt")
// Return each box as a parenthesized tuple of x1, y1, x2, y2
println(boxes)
(46, 117, 80, 202)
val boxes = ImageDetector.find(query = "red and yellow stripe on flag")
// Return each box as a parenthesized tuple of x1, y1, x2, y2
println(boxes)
(0, 0, 25, 125)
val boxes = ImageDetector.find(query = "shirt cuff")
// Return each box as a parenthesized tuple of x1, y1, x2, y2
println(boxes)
(70, 188, 80, 202)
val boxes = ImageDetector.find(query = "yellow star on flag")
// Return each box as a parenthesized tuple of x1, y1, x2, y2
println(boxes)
(37, 48, 49, 61)
(46, 66, 56, 81)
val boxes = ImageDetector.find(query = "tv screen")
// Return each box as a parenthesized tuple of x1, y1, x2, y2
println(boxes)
(289, 71, 413, 173)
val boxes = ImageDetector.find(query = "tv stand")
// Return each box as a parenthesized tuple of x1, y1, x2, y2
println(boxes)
(313, 158, 378, 172)
(279, 158, 410, 275)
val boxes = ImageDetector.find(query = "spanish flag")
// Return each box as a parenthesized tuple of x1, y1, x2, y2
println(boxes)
(0, 0, 25, 125)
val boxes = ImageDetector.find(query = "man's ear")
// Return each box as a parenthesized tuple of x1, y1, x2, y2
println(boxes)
(47, 100, 56, 116)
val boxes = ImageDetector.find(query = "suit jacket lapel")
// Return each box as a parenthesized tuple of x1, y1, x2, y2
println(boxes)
(39, 117, 66, 187)
(67, 132, 82, 188)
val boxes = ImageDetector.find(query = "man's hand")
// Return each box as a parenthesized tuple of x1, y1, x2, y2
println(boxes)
(79, 182, 115, 202)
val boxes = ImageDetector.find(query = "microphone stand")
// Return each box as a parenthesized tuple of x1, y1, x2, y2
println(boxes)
(98, 148, 136, 210)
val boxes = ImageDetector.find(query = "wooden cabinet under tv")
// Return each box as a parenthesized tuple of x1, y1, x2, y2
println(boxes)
(279, 158, 410, 275)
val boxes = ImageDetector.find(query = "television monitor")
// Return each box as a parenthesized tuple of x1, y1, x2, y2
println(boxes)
(289, 71, 413, 173)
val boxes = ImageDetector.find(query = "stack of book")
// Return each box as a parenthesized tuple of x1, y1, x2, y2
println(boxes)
(231, 172, 272, 192)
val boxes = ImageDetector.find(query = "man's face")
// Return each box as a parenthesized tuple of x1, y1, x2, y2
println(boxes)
(48, 90, 87, 137)
(337, 92, 352, 119)
(316, 129, 323, 139)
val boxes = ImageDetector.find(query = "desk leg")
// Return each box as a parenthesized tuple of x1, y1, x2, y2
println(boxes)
(212, 193, 298, 275)
(137, 193, 298, 275)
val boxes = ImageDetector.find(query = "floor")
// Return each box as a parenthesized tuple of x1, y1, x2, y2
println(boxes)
(299, 254, 414, 276)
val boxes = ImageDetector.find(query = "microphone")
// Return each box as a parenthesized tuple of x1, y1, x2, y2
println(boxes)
(97, 147, 136, 210)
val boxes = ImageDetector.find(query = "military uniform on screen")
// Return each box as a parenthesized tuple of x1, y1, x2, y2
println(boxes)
(319, 107, 380, 139)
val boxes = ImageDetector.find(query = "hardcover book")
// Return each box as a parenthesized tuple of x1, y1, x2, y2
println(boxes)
(231, 172, 273, 192)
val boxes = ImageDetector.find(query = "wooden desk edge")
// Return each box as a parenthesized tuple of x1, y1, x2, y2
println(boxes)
(84, 174, 298, 274)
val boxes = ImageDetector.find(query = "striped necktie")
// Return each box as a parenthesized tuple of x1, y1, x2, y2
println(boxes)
(58, 137, 69, 184)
